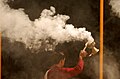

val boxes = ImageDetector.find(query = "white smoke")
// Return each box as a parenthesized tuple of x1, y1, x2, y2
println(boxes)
(109, 0, 120, 17)
(103, 48, 120, 79)
(0, 0, 94, 52)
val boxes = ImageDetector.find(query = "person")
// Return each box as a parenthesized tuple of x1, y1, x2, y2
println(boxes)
(44, 50, 88, 79)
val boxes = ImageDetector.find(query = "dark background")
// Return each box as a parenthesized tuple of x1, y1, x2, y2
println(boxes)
(104, 0, 120, 61)
(2, 0, 120, 79)
(104, 0, 120, 78)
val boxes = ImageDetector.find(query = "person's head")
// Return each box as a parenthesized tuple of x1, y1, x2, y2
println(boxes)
(51, 52, 65, 67)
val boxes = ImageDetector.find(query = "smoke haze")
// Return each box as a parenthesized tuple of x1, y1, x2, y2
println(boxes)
(109, 0, 120, 17)
(104, 0, 120, 79)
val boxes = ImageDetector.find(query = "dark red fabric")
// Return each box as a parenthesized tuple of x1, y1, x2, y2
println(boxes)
(47, 59, 84, 79)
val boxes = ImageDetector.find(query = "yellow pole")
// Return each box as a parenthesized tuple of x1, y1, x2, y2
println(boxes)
(100, 0, 104, 79)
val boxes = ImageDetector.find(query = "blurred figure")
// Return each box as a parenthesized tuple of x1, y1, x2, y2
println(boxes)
(44, 50, 88, 79)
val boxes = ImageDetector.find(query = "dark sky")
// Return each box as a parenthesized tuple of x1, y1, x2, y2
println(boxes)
(8, 0, 99, 28)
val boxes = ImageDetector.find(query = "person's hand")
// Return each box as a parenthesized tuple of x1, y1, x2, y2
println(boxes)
(79, 50, 88, 59)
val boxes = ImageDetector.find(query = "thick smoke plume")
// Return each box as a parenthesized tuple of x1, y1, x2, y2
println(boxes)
(109, 0, 120, 17)
(0, 0, 94, 52)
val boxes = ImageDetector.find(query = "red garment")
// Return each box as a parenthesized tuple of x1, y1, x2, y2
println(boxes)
(47, 59, 84, 79)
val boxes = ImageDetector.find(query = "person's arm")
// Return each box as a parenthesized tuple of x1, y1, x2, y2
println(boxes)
(60, 58, 84, 77)
(60, 50, 87, 78)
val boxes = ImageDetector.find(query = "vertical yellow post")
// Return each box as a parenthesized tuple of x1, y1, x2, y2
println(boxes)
(100, 0, 103, 79)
